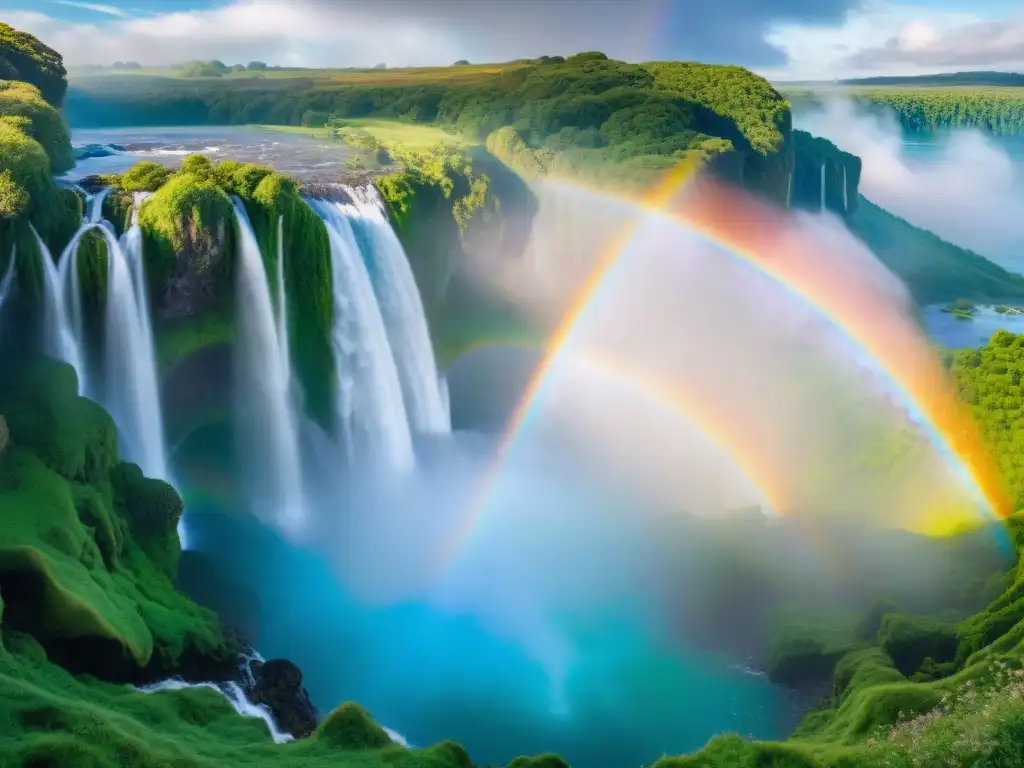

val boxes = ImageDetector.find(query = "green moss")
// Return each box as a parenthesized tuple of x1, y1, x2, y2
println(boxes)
(652, 735, 824, 768)
(0, 168, 27, 217)
(0, 358, 115, 484)
(315, 702, 391, 749)
(505, 755, 571, 768)
(137, 170, 235, 308)
(110, 462, 183, 576)
(74, 228, 109, 363)
(766, 610, 866, 686)
(243, 170, 334, 429)
(0, 80, 73, 173)
(0, 356, 225, 671)
(155, 305, 234, 371)
(876, 614, 958, 677)
(119, 161, 173, 194)
(0, 639, 488, 767)
(0, 22, 67, 107)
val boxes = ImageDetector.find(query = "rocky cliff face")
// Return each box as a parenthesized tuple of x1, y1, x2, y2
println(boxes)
(791, 130, 862, 215)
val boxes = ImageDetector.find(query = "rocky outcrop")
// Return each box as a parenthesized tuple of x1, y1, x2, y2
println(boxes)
(248, 657, 318, 738)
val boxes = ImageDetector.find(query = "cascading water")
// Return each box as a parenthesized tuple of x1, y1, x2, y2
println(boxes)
(231, 199, 306, 533)
(786, 170, 793, 209)
(32, 225, 86, 379)
(309, 198, 414, 473)
(340, 186, 450, 435)
(136, 677, 295, 744)
(98, 224, 168, 479)
(87, 187, 116, 235)
(0, 246, 15, 310)
(842, 165, 848, 212)
(274, 215, 296, 406)
(820, 162, 827, 213)
(0, 247, 15, 347)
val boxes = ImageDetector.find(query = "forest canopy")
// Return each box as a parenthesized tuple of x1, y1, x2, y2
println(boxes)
(786, 87, 1024, 135)
(65, 55, 794, 198)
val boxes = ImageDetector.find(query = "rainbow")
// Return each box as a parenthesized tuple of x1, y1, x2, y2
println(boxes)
(438, 166, 1010, 575)
(669, 180, 1011, 533)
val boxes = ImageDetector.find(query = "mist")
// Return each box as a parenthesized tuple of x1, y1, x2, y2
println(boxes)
(794, 98, 1024, 269)
(182, 177, 1011, 767)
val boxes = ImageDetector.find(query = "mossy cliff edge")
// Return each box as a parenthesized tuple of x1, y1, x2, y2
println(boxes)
(0, 355, 546, 767)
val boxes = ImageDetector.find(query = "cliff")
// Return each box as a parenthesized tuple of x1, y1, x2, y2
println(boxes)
(791, 129, 862, 214)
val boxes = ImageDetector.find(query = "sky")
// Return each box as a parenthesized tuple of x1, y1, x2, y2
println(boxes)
(0, 0, 1022, 80)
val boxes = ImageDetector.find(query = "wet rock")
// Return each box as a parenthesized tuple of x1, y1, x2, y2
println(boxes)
(74, 143, 120, 160)
(249, 657, 318, 738)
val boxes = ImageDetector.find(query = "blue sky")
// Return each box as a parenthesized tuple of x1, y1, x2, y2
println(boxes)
(2, 0, 1022, 79)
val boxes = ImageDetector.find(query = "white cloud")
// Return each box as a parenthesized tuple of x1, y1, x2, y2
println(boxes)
(49, 0, 128, 18)
(844, 13, 1024, 71)
(12, 1, 462, 68)
(760, 1, 988, 80)
(12, 0, 859, 69)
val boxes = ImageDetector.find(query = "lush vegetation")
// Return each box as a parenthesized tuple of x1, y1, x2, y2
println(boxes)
(91, 155, 337, 431)
(949, 332, 1024, 513)
(0, 81, 73, 173)
(0, 354, 554, 768)
(786, 87, 1024, 136)
(66, 54, 794, 200)
(0, 357, 229, 674)
(0, 22, 67, 108)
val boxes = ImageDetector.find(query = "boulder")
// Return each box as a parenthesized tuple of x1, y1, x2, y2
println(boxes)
(249, 657, 318, 738)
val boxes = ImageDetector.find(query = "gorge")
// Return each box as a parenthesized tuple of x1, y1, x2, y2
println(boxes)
(5, 18, 1024, 768)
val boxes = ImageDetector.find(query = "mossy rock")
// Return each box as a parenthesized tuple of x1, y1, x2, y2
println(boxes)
(314, 702, 391, 749)
(505, 755, 571, 768)
(242, 169, 334, 429)
(137, 170, 235, 317)
(765, 612, 865, 687)
(0, 356, 224, 674)
(651, 734, 823, 768)
(831, 648, 905, 702)
(0, 80, 72, 173)
(0, 22, 67, 107)
(876, 613, 957, 677)
(0, 358, 116, 484)
(111, 462, 183, 575)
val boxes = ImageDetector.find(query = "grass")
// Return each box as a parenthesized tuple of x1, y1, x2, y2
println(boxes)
(0, 638, 474, 767)
(256, 119, 474, 151)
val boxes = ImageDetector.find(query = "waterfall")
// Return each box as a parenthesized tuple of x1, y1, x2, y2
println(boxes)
(820, 162, 826, 213)
(136, 677, 295, 744)
(274, 215, 294, 402)
(842, 165, 848, 212)
(340, 186, 450, 435)
(786, 169, 793, 209)
(96, 225, 167, 479)
(98, 195, 167, 481)
(309, 199, 414, 472)
(0, 246, 14, 309)
(231, 199, 306, 533)
(87, 187, 116, 236)
(32, 225, 85, 379)
(0, 246, 15, 346)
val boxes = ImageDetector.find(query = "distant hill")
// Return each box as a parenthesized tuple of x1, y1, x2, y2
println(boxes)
(778, 71, 1024, 88)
